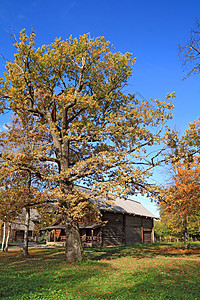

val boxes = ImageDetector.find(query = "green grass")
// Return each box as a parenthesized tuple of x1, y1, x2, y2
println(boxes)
(1, 242, 200, 299)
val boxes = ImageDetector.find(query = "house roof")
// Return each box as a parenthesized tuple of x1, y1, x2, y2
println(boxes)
(76, 185, 156, 219)
(40, 187, 156, 232)
(11, 208, 41, 231)
(41, 225, 65, 231)
(41, 224, 101, 231)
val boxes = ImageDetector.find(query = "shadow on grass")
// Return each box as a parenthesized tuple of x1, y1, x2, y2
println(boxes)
(0, 248, 112, 299)
(1, 244, 200, 299)
(91, 261, 200, 300)
(84, 242, 200, 261)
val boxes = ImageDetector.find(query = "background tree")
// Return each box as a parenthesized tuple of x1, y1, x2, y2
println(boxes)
(177, 20, 200, 158)
(156, 206, 200, 242)
(161, 156, 200, 249)
(154, 219, 171, 241)
(157, 21, 200, 248)
(0, 181, 16, 252)
(0, 116, 55, 255)
(0, 30, 174, 262)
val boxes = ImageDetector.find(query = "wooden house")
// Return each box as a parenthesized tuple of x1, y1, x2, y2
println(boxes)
(41, 187, 156, 247)
(90, 194, 155, 246)
(0, 209, 40, 242)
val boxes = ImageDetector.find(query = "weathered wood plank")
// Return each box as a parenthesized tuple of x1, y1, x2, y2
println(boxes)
(142, 217, 153, 229)
(143, 231, 152, 243)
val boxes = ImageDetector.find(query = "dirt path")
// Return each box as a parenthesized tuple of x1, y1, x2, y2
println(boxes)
(7, 242, 49, 250)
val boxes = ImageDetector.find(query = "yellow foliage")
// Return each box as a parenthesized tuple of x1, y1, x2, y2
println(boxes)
(0, 30, 174, 222)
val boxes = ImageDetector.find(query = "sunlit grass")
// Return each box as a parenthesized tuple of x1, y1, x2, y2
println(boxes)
(1, 242, 200, 299)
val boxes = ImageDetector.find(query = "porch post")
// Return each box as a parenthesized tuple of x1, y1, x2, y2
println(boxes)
(141, 218, 144, 244)
(91, 229, 94, 245)
(151, 219, 155, 243)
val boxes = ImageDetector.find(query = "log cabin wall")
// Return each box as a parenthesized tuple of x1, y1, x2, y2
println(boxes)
(102, 212, 124, 246)
(41, 212, 154, 247)
(125, 215, 142, 245)
(142, 217, 154, 244)
(102, 212, 154, 246)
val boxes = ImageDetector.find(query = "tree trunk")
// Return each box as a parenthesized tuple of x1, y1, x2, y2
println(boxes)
(59, 178, 83, 263)
(46, 107, 84, 262)
(23, 207, 30, 256)
(65, 216, 83, 263)
(5, 223, 11, 251)
(1, 222, 6, 251)
(182, 217, 188, 250)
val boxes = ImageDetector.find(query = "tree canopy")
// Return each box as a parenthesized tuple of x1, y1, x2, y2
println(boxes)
(0, 30, 174, 261)
(160, 156, 200, 248)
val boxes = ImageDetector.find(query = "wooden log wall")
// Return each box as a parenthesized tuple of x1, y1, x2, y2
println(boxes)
(125, 215, 142, 245)
(142, 217, 153, 244)
(102, 212, 154, 246)
(102, 212, 124, 246)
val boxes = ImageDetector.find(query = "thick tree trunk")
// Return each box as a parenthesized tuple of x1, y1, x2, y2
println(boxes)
(60, 179, 83, 263)
(23, 207, 30, 256)
(49, 112, 83, 262)
(182, 217, 188, 250)
(1, 222, 6, 251)
(5, 223, 11, 251)
(65, 216, 83, 263)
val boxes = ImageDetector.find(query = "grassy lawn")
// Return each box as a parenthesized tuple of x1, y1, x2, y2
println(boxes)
(0, 242, 200, 299)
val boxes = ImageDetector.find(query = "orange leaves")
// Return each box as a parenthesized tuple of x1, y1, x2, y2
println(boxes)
(162, 156, 200, 219)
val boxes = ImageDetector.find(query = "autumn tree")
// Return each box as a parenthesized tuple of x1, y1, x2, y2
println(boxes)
(158, 206, 200, 241)
(160, 21, 200, 248)
(154, 219, 171, 241)
(0, 177, 16, 252)
(0, 116, 55, 255)
(161, 156, 200, 249)
(0, 170, 32, 253)
(0, 30, 174, 262)
(178, 20, 200, 157)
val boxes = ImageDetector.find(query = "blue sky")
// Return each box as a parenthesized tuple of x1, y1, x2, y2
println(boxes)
(0, 0, 200, 216)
